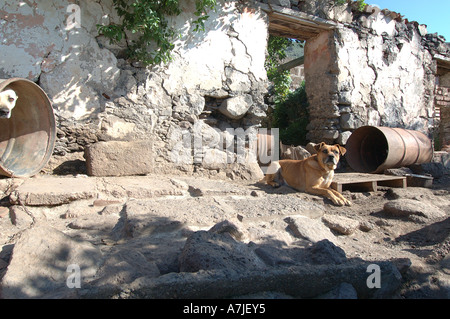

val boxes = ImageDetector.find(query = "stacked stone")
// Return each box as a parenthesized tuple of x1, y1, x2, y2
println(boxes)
(436, 86, 450, 149)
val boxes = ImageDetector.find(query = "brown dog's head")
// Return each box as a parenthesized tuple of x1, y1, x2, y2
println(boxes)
(0, 89, 18, 119)
(314, 142, 346, 171)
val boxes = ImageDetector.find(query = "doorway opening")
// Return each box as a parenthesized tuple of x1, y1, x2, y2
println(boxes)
(259, 3, 337, 148)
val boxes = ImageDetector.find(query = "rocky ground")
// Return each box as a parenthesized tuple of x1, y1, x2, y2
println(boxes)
(0, 156, 449, 299)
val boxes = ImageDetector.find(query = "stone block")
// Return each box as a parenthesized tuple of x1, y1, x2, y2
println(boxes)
(85, 140, 153, 177)
(384, 199, 446, 220)
(337, 131, 352, 145)
(219, 95, 253, 120)
(284, 215, 337, 244)
(179, 230, 264, 273)
(322, 214, 360, 235)
(10, 176, 97, 206)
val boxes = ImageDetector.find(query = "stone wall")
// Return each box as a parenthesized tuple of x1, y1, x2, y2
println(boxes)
(0, 0, 270, 176)
(305, 23, 436, 144)
(290, 65, 305, 89)
(300, 0, 437, 144)
(259, 0, 449, 146)
(436, 84, 450, 149)
(2, 0, 450, 178)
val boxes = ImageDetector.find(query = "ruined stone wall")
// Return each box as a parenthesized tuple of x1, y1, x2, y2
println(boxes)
(301, 1, 437, 144)
(260, 0, 448, 146)
(2, 0, 449, 178)
(436, 84, 450, 149)
(306, 23, 436, 144)
(0, 0, 270, 177)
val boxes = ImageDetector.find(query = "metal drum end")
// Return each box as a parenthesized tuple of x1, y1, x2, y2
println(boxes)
(0, 78, 56, 177)
(346, 126, 433, 174)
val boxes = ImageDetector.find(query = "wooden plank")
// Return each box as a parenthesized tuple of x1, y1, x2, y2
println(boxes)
(256, 2, 337, 40)
(258, 3, 338, 29)
(331, 173, 406, 192)
(269, 22, 320, 40)
(378, 178, 407, 189)
(278, 56, 305, 72)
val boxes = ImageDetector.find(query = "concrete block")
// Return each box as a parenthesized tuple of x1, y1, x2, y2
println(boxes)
(85, 140, 153, 177)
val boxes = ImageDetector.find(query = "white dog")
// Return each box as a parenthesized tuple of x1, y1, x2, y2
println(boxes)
(0, 89, 18, 119)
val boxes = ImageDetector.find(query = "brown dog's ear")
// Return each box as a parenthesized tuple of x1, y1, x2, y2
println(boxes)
(337, 145, 346, 156)
(314, 142, 326, 152)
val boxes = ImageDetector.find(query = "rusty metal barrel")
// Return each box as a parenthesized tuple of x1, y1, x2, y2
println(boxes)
(0, 78, 56, 177)
(345, 126, 433, 174)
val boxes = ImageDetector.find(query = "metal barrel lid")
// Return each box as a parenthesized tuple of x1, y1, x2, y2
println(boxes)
(0, 78, 56, 177)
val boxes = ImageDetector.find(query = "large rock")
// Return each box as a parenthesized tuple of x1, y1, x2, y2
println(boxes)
(1, 224, 102, 298)
(92, 249, 160, 288)
(284, 215, 337, 244)
(254, 239, 347, 267)
(85, 140, 153, 177)
(179, 230, 265, 273)
(322, 214, 360, 235)
(103, 261, 402, 299)
(219, 95, 253, 120)
(384, 199, 446, 221)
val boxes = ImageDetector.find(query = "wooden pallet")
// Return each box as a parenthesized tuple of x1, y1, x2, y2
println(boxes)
(331, 173, 407, 192)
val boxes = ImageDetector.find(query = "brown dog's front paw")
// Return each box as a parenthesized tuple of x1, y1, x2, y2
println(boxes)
(329, 197, 344, 206)
(336, 200, 346, 207)
(342, 197, 352, 206)
(270, 182, 280, 188)
(332, 196, 351, 207)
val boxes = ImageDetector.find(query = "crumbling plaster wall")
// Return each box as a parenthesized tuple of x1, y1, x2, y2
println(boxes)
(2, 0, 448, 177)
(298, 0, 437, 144)
(0, 0, 270, 176)
(436, 79, 450, 149)
(261, 0, 449, 147)
(305, 23, 436, 144)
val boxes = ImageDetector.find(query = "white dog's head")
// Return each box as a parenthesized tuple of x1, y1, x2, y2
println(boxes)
(0, 89, 18, 119)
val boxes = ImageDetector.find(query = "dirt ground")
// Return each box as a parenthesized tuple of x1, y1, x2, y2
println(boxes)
(310, 174, 450, 298)
(1, 155, 450, 298)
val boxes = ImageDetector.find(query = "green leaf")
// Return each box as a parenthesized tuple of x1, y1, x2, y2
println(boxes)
(99, 0, 217, 66)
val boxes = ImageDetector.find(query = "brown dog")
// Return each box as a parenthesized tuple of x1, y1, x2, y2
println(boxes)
(261, 142, 351, 206)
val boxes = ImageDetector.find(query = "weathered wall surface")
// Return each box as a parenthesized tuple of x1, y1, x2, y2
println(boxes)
(261, 0, 449, 146)
(299, 0, 437, 144)
(0, 0, 269, 176)
(2, 0, 449, 177)
(305, 23, 436, 144)
(436, 85, 450, 149)
(0, 0, 120, 118)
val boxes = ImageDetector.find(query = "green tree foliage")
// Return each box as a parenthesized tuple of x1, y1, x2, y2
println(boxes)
(335, 0, 367, 11)
(273, 81, 309, 146)
(97, 0, 217, 66)
(265, 35, 309, 146)
(265, 35, 293, 103)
